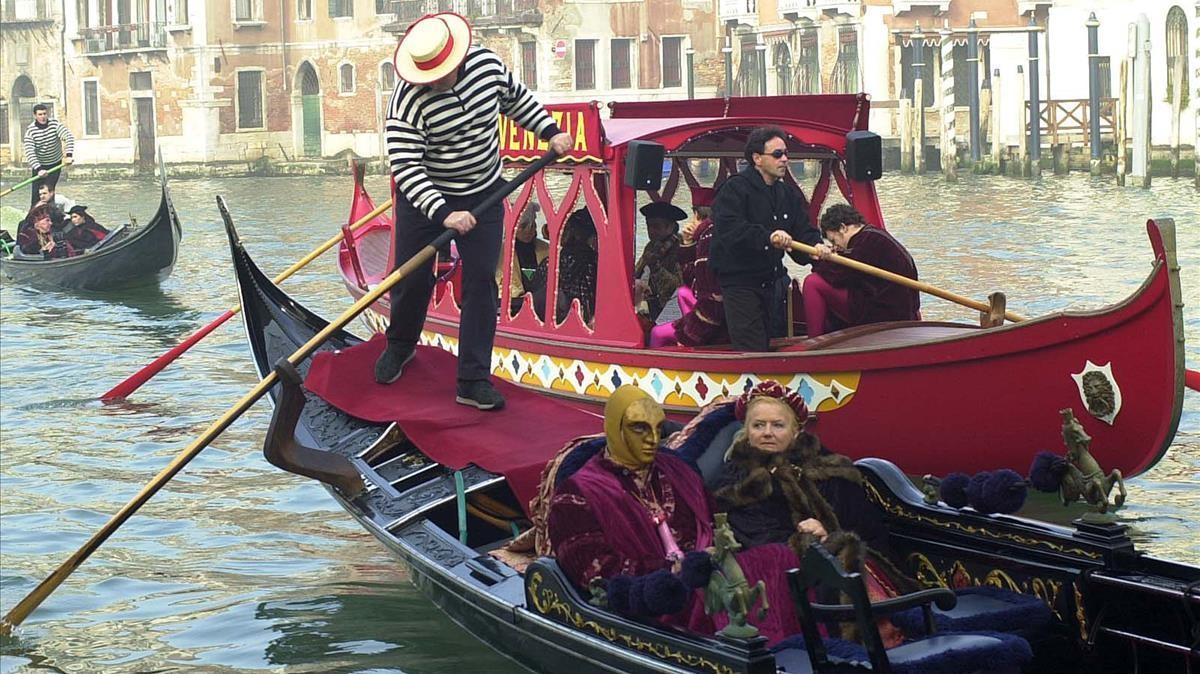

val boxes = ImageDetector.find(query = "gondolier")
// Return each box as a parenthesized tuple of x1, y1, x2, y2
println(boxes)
(23, 104, 75, 208)
(376, 12, 572, 411)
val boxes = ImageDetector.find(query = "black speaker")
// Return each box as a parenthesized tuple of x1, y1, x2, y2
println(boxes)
(624, 140, 665, 191)
(845, 130, 882, 181)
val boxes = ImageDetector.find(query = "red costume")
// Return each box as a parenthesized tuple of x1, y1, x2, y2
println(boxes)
(809, 225, 920, 329)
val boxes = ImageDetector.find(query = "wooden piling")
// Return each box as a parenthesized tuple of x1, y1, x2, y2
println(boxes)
(991, 70, 1002, 171)
(900, 99, 914, 173)
(914, 79, 926, 174)
(1116, 58, 1128, 186)
(1017, 72, 1029, 177)
(1169, 60, 1182, 179)
(940, 30, 957, 182)
(1052, 143, 1068, 174)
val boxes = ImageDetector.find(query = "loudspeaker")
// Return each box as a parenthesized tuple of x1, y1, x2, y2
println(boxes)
(845, 130, 882, 181)
(624, 140, 665, 191)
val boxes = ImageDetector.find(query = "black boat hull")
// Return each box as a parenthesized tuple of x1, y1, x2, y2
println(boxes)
(1, 164, 181, 291)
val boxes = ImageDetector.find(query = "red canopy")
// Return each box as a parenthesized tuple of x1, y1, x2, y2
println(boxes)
(304, 337, 602, 514)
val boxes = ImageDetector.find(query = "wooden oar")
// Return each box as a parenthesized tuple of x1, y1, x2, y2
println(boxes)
(0, 150, 557, 636)
(0, 163, 66, 200)
(789, 241, 1026, 323)
(99, 198, 394, 402)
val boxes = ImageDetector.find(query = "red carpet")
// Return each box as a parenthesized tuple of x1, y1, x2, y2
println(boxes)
(304, 335, 602, 514)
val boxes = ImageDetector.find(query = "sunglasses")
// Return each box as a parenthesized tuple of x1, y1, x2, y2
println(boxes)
(760, 149, 788, 159)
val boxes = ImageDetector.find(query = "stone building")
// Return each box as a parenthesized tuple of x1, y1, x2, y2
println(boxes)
(1, 0, 67, 166)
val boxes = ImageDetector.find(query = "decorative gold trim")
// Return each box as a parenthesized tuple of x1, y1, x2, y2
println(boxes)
(863, 481, 1102, 560)
(527, 571, 738, 674)
(907, 553, 1065, 621)
(1073, 582, 1088, 642)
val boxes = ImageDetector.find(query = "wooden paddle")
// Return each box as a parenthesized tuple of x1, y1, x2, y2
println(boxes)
(789, 240, 1027, 324)
(0, 162, 66, 199)
(1, 150, 559, 635)
(99, 198, 394, 402)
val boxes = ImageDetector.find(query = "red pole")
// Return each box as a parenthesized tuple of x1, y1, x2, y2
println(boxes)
(99, 309, 237, 402)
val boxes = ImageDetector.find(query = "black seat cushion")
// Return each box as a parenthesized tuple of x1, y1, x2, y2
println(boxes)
(774, 630, 1032, 674)
(892, 586, 1054, 637)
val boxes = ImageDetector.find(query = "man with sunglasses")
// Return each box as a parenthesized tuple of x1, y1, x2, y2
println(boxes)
(710, 126, 821, 351)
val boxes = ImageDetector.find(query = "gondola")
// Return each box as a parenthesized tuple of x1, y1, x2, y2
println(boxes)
(0, 159, 182, 291)
(336, 95, 1186, 481)
(225, 201, 1200, 674)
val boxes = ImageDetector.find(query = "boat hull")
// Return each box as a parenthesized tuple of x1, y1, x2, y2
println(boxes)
(0, 163, 181, 291)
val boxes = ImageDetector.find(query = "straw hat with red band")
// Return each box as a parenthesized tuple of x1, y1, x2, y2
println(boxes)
(734, 381, 812, 428)
(393, 13, 472, 85)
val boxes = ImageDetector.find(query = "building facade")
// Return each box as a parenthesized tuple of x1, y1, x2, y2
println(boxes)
(1, 0, 67, 166)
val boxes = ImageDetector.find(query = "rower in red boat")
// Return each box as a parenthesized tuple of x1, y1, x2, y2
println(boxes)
(804, 204, 920, 337)
(375, 11, 572, 410)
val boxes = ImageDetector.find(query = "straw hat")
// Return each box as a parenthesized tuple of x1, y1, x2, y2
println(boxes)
(393, 13, 472, 85)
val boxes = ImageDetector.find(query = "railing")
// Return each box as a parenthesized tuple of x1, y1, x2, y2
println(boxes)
(80, 22, 168, 54)
(718, 0, 757, 23)
(1, 0, 52, 23)
(390, 0, 536, 27)
(1025, 98, 1115, 145)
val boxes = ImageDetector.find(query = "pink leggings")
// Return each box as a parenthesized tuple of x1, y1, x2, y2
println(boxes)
(648, 287, 698, 347)
(802, 272, 851, 338)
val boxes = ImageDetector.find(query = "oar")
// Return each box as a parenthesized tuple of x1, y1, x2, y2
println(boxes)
(99, 198, 394, 402)
(0, 149, 558, 636)
(789, 241, 1026, 323)
(0, 163, 66, 200)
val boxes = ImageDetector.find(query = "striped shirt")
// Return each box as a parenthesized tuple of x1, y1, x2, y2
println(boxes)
(385, 47, 559, 226)
(23, 119, 75, 172)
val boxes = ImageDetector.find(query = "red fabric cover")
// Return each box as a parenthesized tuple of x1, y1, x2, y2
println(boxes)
(303, 336, 600, 515)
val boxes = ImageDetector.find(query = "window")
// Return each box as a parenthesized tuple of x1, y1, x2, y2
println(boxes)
(237, 70, 264, 129)
(235, 0, 263, 21)
(900, 38, 934, 107)
(1, 102, 10, 146)
(1097, 56, 1112, 99)
(662, 36, 682, 88)
(375, 0, 389, 12)
(167, 0, 188, 24)
(76, 0, 93, 27)
(795, 32, 818, 94)
(773, 43, 791, 95)
(130, 71, 152, 91)
(1165, 6, 1189, 107)
(83, 81, 100, 136)
(298, 0, 311, 19)
(339, 63, 355, 94)
(610, 38, 631, 89)
(521, 42, 537, 90)
(329, 0, 352, 18)
(832, 29, 858, 94)
(380, 61, 396, 91)
(735, 37, 759, 96)
(575, 39, 595, 90)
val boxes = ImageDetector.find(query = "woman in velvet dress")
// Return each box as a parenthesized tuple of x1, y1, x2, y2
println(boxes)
(802, 204, 920, 337)
(648, 188, 728, 348)
(711, 381, 915, 645)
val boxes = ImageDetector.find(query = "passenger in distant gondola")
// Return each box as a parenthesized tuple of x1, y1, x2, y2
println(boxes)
(64, 205, 110, 251)
(648, 188, 726, 347)
(710, 126, 822, 351)
(32, 183, 75, 227)
(803, 204, 920, 338)
(633, 201, 685, 320)
(16, 206, 74, 259)
(529, 208, 598, 324)
(500, 202, 549, 315)
(709, 381, 913, 645)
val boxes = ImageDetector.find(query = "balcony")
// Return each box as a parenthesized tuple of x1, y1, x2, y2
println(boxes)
(719, 0, 757, 28)
(385, 0, 539, 33)
(80, 22, 168, 55)
(1, 0, 54, 26)
(893, 0, 950, 13)
(777, 0, 859, 21)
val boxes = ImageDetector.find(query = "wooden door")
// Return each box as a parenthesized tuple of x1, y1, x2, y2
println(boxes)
(135, 97, 156, 169)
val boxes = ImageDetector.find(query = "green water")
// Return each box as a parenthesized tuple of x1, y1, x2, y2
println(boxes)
(1, 172, 1197, 672)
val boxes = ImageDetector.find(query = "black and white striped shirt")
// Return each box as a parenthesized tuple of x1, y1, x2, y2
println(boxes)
(23, 119, 75, 172)
(385, 47, 559, 225)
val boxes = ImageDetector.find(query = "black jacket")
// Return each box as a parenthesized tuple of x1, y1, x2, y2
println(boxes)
(709, 166, 821, 287)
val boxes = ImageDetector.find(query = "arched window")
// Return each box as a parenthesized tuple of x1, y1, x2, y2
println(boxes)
(379, 61, 396, 92)
(339, 63, 355, 94)
(774, 43, 792, 95)
(298, 62, 319, 96)
(1165, 6, 1189, 107)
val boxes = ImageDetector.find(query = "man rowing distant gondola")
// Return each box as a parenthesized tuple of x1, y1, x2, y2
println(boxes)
(375, 12, 572, 411)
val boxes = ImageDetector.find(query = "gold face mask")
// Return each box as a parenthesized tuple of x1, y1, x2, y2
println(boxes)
(604, 386, 665, 470)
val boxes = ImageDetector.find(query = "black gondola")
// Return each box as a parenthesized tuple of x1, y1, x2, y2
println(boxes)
(223, 202, 1200, 674)
(1, 160, 181, 291)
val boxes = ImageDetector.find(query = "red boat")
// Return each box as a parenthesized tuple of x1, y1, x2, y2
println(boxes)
(337, 94, 1186, 479)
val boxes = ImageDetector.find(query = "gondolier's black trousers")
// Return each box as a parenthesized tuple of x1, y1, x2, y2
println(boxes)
(722, 282, 774, 352)
(385, 180, 503, 383)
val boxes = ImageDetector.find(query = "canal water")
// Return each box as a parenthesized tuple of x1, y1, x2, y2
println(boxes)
(1, 171, 1197, 673)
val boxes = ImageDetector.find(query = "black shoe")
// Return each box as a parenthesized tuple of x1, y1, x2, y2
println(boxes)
(374, 347, 415, 384)
(456, 379, 506, 411)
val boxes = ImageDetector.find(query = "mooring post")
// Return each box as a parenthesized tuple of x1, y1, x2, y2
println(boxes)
(757, 38, 767, 97)
(723, 30, 733, 96)
(912, 24, 926, 174)
(1027, 16, 1042, 177)
(1130, 15, 1151, 188)
(1169, 56, 1182, 178)
(967, 19, 981, 164)
(900, 97, 914, 173)
(940, 26, 957, 182)
(1016, 65, 1028, 176)
(991, 68, 1003, 171)
(686, 46, 695, 99)
(1116, 54, 1129, 185)
(1087, 13, 1103, 175)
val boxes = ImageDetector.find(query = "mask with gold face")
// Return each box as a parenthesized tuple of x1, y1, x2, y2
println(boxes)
(603, 385, 665, 470)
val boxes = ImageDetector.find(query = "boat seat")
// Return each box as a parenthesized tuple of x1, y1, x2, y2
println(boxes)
(891, 585, 1053, 637)
(786, 544, 1033, 674)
